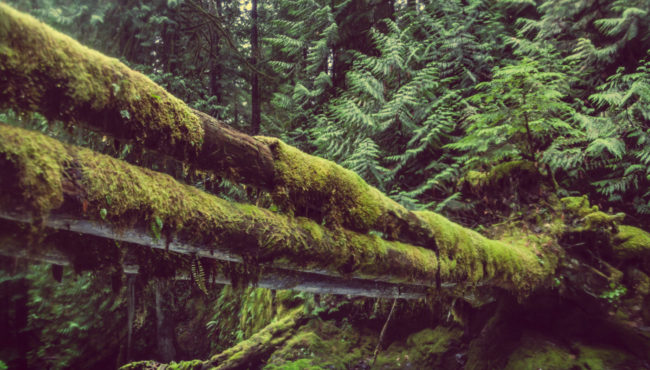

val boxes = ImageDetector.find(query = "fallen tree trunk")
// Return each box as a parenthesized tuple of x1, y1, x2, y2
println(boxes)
(0, 3, 275, 188)
(119, 308, 308, 370)
(201, 308, 308, 370)
(0, 123, 556, 295)
(0, 3, 516, 252)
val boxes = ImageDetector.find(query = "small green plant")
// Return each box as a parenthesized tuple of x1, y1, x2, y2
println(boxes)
(600, 282, 627, 304)
(150, 216, 163, 240)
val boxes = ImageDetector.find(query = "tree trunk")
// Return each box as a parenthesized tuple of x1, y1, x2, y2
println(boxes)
(203, 308, 307, 369)
(250, 0, 261, 135)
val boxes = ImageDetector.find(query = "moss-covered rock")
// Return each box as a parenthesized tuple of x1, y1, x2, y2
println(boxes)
(264, 319, 374, 369)
(614, 225, 650, 264)
(504, 335, 633, 370)
(374, 326, 463, 369)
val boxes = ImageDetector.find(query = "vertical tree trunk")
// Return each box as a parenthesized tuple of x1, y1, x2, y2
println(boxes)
(210, 0, 223, 118)
(127, 273, 136, 362)
(155, 279, 176, 363)
(250, 0, 261, 135)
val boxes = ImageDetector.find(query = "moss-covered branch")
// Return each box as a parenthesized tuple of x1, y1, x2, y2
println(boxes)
(120, 308, 307, 370)
(0, 3, 275, 188)
(0, 124, 556, 294)
(203, 308, 308, 369)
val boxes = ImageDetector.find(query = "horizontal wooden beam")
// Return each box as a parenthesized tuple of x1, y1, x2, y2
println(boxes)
(0, 223, 430, 299)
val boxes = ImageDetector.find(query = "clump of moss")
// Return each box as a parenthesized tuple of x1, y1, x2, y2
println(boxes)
(373, 326, 463, 369)
(120, 360, 204, 370)
(265, 319, 374, 369)
(0, 123, 70, 216)
(0, 3, 203, 159)
(561, 196, 625, 232)
(204, 307, 307, 369)
(462, 160, 539, 190)
(614, 225, 650, 263)
(504, 335, 632, 370)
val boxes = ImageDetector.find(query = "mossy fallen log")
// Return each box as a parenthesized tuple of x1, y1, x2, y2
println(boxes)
(0, 123, 556, 294)
(0, 3, 535, 255)
(120, 308, 307, 370)
(203, 308, 308, 369)
(0, 3, 275, 189)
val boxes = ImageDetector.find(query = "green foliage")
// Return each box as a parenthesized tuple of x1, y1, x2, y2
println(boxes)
(544, 53, 650, 215)
(449, 55, 576, 169)
(206, 286, 278, 352)
(600, 282, 628, 304)
(22, 264, 125, 369)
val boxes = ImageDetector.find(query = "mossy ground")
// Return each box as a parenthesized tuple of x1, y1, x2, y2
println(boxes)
(264, 319, 375, 369)
(373, 326, 463, 369)
(504, 334, 632, 370)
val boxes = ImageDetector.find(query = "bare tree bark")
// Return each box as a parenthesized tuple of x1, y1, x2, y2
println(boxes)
(250, 0, 261, 135)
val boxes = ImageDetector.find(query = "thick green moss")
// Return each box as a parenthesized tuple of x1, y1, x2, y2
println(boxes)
(561, 196, 625, 232)
(252, 138, 556, 292)
(256, 137, 406, 234)
(614, 225, 650, 261)
(374, 326, 463, 369)
(0, 3, 203, 156)
(0, 124, 440, 285)
(265, 319, 374, 370)
(205, 307, 306, 369)
(0, 122, 70, 215)
(414, 211, 556, 293)
(463, 160, 538, 190)
(0, 123, 564, 291)
(119, 360, 203, 370)
(264, 358, 324, 369)
(504, 335, 631, 370)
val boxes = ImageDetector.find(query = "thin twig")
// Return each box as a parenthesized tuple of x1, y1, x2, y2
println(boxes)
(372, 298, 398, 366)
